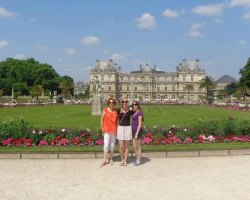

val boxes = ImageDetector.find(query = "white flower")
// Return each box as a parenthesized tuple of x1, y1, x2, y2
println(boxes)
(184, 128, 187, 132)
(207, 135, 215, 142)
(172, 125, 176, 128)
(39, 131, 43, 135)
(32, 130, 36, 134)
(62, 128, 66, 132)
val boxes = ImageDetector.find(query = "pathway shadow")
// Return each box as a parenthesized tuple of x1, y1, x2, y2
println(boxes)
(111, 155, 151, 166)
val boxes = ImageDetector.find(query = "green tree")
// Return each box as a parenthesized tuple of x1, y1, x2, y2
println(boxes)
(199, 76, 214, 100)
(217, 89, 227, 100)
(59, 79, 73, 99)
(30, 85, 44, 99)
(239, 57, 250, 88)
(237, 85, 250, 100)
(0, 58, 68, 96)
(184, 84, 194, 100)
(225, 82, 238, 96)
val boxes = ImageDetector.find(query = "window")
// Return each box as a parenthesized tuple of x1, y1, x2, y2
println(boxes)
(120, 87, 122, 91)
(172, 87, 175, 91)
(172, 95, 176, 99)
(191, 76, 194, 81)
(165, 87, 167, 91)
(101, 76, 104, 81)
(120, 77, 123, 81)
(157, 87, 160, 91)
(134, 87, 137, 91)
(183, 76, 186, 81)
(127, 86, 129, 91)
(172, 77, 175, 81)
(109, 85, 111, 91)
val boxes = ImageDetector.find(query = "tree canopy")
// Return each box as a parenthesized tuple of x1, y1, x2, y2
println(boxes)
(0, 58, 74, 96)
(239, 57, 250, 88)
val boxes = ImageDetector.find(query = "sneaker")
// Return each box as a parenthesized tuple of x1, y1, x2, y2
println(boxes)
(134, 160, 140, 166)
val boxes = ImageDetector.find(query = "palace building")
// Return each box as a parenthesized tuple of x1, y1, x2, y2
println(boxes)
(89, 59, 207, 102)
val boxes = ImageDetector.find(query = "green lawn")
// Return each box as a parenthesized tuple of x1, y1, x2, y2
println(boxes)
(1, 142, 250, 153)
(0, 104, 249, 129)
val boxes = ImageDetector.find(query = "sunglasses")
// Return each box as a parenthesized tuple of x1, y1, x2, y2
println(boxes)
(122, 101, 128, 103)
(132, 103, 138, 106)
(109, 101, 115, 104)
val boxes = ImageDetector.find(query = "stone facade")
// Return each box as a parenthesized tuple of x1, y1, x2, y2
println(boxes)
(89, 59, 207, 102)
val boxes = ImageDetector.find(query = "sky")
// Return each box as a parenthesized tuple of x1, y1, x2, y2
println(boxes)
(0, 0, 250, 82)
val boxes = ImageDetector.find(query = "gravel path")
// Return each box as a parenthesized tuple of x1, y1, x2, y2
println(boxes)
(0, 156, 250, 200)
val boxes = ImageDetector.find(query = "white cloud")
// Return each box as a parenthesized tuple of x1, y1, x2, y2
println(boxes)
(136, 13, 156, 29)
(0, 40, 8, 50)
(34, 43, 48, 51)
(14, 54, 25, 59)
(193, 4, 224, 16)
(111, 53, 126, 62)
(81, 36, 100, 45)
(162, 8, 185, 17)
(243, 12, 250, 19)
(65, 48, 76, 55)
(238, 39, 247, 45)
(188, 23, 206, 37)
(230, 0, 250, 7)
(0, 7, 15, 17)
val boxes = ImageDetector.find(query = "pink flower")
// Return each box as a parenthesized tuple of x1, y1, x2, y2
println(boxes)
(2, 138, 13, 146)
(39, 140, 48, 146)
(142, 137, 152, 144)
(95, 139, 104, 145)
(184, 137, 193, 144)
(59, 138, 69, 146)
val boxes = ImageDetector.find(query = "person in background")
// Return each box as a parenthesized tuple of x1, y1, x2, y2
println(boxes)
(100, 98, 118, 167)
(117, 99, 133, 166)
(131, 100, 143, 166)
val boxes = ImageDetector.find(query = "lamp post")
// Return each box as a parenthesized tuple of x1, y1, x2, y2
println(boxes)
(11, 85, 14, 102)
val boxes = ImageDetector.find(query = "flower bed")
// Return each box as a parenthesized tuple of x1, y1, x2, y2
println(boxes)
(0, 118, 250, 147)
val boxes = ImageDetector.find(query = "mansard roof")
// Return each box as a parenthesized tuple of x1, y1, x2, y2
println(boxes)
(176, 59, 204, 72)
(91, 59, 119, 72)
(215, 75, 238, 84)
(130, 60, 165, 74)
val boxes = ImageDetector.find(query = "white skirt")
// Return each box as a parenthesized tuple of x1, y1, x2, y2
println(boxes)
(117, 125, 132, 140)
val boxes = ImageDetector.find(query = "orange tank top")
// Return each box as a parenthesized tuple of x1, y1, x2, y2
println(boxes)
(102, 108, 118, 134)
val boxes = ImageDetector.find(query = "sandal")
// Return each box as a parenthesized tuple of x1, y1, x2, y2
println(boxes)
(110, 160, 114, 165)
(100, 161, 107, 167)
(119, 162, 124, 166)
(123, 162, 127, 166)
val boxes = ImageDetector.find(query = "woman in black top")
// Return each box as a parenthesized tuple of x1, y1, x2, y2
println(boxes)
(117, 99, 133, 166)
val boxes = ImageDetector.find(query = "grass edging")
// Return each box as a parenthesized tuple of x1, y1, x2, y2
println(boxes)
(1, 142, 250, 153)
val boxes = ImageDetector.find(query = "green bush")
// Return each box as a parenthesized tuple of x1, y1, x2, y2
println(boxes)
(222, 116, 237, 136)
(194, 119, 220, 136)
(238, 118, 250, 135)
(0, 119, 30, 140)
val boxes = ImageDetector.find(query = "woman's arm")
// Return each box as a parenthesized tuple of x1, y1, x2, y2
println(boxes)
(100, 110, 105, 133)
(135, 115, 143, 139)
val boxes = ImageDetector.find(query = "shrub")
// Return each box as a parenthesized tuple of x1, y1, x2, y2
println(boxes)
(222, 116, 237, 136)
(238, 118, 250, 135)
(0, 119, 30, 140)
(194, 119, 220, 136)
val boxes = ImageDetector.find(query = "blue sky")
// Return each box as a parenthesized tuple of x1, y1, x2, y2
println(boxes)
(0, 0, 250, 82)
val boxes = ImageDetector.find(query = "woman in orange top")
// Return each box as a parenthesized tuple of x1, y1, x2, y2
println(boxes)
(100, 98, 118, 167)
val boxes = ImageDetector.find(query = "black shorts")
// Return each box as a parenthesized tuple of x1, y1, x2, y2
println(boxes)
(132, 128, 143, 139)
